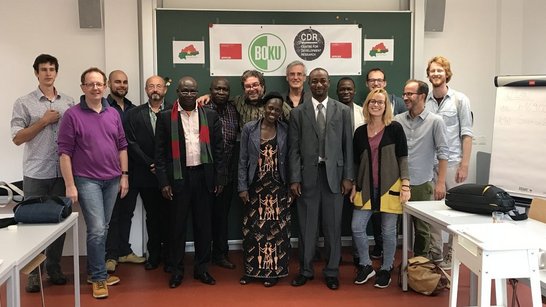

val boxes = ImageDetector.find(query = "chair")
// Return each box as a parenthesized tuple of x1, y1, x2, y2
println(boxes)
(21, 253, 47, 307)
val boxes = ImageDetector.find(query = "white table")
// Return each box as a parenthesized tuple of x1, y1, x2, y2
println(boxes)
(448, 223, 542, 306)
(0, 259, 15, 306)
(402, 200, 546, 305)
(0, 213, 80, 307)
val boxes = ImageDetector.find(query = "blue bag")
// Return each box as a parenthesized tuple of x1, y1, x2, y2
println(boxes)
(13, 196, 72, 223)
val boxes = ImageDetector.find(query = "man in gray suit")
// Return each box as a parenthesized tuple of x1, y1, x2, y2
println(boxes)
(289, 67, 354, 290)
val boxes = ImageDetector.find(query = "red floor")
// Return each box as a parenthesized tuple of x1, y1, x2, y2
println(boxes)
(2, 247, 540, 307)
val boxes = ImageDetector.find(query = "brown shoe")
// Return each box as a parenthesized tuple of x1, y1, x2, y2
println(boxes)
(92, 280, 108, 299)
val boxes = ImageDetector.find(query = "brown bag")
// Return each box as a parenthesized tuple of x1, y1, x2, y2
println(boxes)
(407, 256, 450, 295)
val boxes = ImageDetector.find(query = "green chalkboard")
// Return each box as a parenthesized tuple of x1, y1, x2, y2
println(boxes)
(156, 9, 411, 105)
(156, 9, 412, 241)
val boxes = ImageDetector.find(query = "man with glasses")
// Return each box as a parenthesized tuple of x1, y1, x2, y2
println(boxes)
(197, 70, 291, 128)
(366, 68, 407, 115)
(364, 68, 407, 260)
(105, 70, 144, 273)
(123, 75, 172, 271)
(394, 80, 448, 258)
(155, 76, 227, 288)
(58, 67, 129, 299)
(425, 56, 473, 268)
(11, 54, 74, 293)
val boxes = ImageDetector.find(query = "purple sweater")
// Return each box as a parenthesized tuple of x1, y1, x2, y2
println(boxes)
(58, 97, 128, 180)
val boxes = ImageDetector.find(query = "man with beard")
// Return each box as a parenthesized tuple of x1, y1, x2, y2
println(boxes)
(105, 70, 144, 273)
(202, 77, 238, 269)
(155, 76, 226, 288)
(124, 75, 172, 271)
(289, 68, 354, 290)
(425, 56, 473, 268)
(197, 70, 291, 128)
(394, 79, 448, 258)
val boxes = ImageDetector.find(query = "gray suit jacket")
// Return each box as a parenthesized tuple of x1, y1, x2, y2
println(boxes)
(288, 97, 354, 193)
(238, 119, 289, 192)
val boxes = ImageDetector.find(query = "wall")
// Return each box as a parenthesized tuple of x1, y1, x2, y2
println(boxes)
(1, 0, 544, 252)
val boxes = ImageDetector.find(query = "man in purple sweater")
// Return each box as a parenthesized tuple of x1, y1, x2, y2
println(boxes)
(58, 67, 129, 299)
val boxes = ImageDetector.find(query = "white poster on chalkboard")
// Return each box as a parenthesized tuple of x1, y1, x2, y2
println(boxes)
(489, 86, 546, 198)
(209, 24, 362, 76)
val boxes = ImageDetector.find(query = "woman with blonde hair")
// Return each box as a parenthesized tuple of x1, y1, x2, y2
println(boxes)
(350, 88, 410, 288)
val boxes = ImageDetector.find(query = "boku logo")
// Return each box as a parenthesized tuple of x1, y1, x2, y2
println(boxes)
(249, 33, 287, 72)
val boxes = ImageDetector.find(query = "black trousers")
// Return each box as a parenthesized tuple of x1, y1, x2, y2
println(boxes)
(169, 166, 213, 275)
(211, 179, 233, 260)
(106, 188, 139, 260)
(140, 187, 170, 265)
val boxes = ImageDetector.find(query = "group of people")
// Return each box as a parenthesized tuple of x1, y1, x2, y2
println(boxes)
(10, 54, 472, 299)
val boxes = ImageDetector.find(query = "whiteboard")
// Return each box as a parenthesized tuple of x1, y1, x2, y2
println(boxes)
(489, 86, 546, 198)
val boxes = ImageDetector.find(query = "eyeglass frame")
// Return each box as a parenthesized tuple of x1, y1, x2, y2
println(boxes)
(82, 82, 105, 89)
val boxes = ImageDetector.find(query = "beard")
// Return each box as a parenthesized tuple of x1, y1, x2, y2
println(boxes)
(151, 93, 162, 101)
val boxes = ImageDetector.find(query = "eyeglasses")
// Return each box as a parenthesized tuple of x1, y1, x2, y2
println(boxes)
(369, 99, 385, 106)
(244, 83, 261, 90)
(83, 82, 105, 89)
(178, 90, 198, 96)
(367, 78, 384, 83)
(402, 92, 419, 97)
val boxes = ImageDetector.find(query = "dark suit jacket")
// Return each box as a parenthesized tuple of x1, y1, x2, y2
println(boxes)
(124, 101, 172, 188)
(238, 119, 289, 192)
(288, 97, 354, 193)
(154, 106, 227, 193)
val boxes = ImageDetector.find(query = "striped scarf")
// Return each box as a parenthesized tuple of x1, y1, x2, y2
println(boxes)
(170, 100, 213, 180)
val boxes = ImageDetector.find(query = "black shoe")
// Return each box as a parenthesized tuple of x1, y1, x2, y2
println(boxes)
(26, 275, 40, 293)
(169, 274, 183, 288)
(145, 262, 159, 270)
(370, 248, 383, 260)
(263, 277, 278, 287)
(291, 274, 313, 287)
(213, 258, 236, 269)
(193, 272, 216, 285)
(239, 275, 253, 285)
(48, 271, 68, 285)
(354, 264, 375, 284)
(325, 276, 339, 290)
(374, 269, 392, 288)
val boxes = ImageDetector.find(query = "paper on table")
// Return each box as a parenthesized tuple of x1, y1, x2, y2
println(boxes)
(436, 210, 474, 217)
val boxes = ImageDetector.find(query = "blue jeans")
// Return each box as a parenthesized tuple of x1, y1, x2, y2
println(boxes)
(352, 209, 398, 271)
(75, 176, 120, 281)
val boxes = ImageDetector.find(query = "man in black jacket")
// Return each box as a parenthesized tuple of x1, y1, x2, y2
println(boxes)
(155, 76, 226, 288)
(124, 75, 171, 271)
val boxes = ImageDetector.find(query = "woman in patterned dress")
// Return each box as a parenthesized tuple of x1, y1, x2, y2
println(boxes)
(238, 92, 291, 287)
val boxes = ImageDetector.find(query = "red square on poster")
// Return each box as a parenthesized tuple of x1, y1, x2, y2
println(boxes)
(219, 43, 242, 60)
(330, 42, 352, 58)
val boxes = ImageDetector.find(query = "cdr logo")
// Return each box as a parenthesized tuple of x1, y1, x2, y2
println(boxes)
(249, 33, 287, 72)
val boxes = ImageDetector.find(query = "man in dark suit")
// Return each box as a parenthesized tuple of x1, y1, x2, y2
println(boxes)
(289, 68, 354, 290)
(155, 76, 226, 289)
(124, 75, 171, 271)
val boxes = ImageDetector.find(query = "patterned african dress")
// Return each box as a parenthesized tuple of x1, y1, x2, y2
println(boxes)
(242, 135, 290, 279)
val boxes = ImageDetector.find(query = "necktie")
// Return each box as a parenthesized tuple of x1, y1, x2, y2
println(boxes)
(317, 103, 326, 158)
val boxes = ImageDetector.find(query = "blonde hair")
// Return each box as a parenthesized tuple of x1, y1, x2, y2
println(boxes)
(362, 88, 393, 126)
(426, 56, 453, 83)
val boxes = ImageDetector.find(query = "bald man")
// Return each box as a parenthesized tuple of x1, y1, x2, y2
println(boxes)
(105, 70, 144, 273)
(123, 75, 172, 271)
